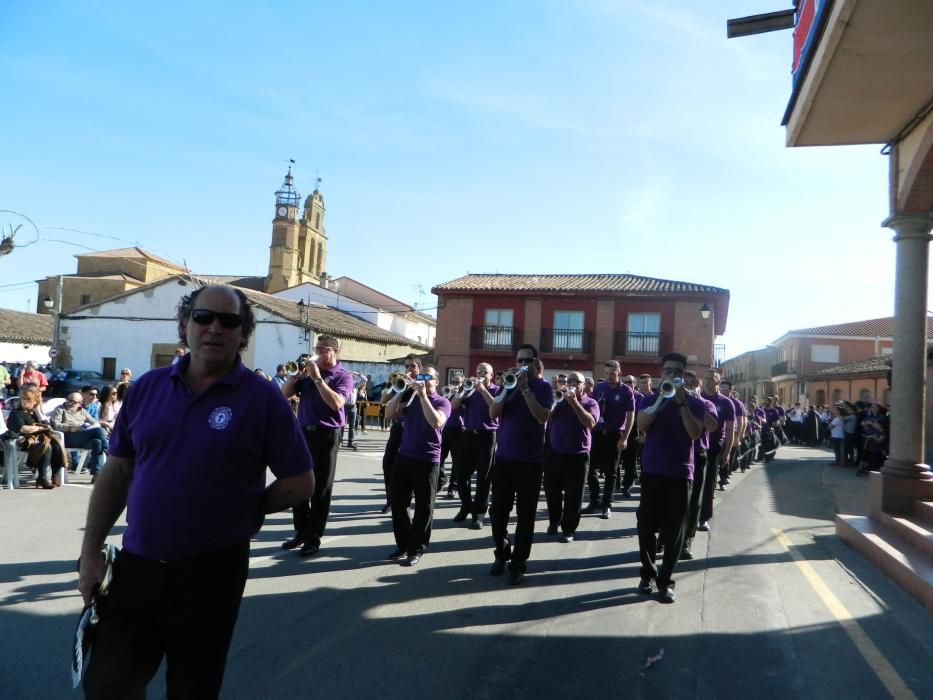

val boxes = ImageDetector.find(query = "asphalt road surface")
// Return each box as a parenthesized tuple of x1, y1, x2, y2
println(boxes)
(2, 431, 931, 699)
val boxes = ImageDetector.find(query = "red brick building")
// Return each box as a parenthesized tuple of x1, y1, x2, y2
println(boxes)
(431, 274, 729, 382)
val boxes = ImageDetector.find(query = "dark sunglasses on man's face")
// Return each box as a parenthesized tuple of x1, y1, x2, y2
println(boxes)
(516, 357, 535, 364)
(415, 374, 437, 381)
(191, 309, 243, 329)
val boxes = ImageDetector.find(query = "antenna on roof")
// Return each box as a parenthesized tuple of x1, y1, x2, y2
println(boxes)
(180, 259, 202, 290)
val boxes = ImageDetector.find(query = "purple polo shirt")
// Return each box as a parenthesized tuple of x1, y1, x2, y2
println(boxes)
(776, 406, 786, 419)
(111, 354, 313, 561)
(701, 391, 737, 444)
(296, 361, 354, 428)
(641, 393, 707, 481)
(399, 392, 451, 463)
(695, 395, 718, 452)
(462, 385, 500, 432)
(443, 403, 465, 434)
(592, 381, 636, 433)
(549, 395, 600, 455)
(731, 396, 746, 421)
(765, 407, 779, 425)
(495, 378, 554, 463)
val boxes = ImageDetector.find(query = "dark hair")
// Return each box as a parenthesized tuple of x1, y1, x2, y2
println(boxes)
(80, 385, 95, 393)
(176, 285, 255, 350)
(661, 352, 688, 368)
(604, 360, 621, 370)
(516, 343, 539, 359)
(276, 364, 286, 373)
(116, 381, 130, 402)
(638, 373, 652, 380)
(316, 334, 339, 350)
(99, 385, 116, 404)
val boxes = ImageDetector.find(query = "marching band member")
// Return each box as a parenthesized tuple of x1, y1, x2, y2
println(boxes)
(280, 336, 354, 558)
(449, 363, 499, 529)
(384, 365, 450, 566)
(698, 370, 735, 532)
(584, 361, 635, 519)
(681, 371, 718, 560)
(635, 353, 705, 603)
(379, 355, 421, 513)
(543, 372, 599, 542)
(618, 374, 642, 497)
(488, 344, 553, 586)
(439, 374, 464, 497)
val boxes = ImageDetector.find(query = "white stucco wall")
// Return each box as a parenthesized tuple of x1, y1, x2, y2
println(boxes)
(0, 341, 54, 365)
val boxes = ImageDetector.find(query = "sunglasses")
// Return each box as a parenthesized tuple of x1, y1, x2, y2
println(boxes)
(516, 357, 535, 364)
(191, 309, 243, 329)
(314, 346, 335, 353)
(415, 373, 437, 381)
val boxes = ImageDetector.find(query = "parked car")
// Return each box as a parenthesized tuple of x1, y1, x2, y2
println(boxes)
(48, 369, 113, 397)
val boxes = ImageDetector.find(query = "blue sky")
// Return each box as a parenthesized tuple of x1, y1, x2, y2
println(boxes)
(1, 1, 916, 359)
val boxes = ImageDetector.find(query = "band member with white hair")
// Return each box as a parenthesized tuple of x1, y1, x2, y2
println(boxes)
(635, 352, 706, 603)
(584, 361, 635, 518)
(450, 363, 499, 529)
(544, 372, 599, 542)
(384, 365, 450, 567)
(489, 344, 553, 586)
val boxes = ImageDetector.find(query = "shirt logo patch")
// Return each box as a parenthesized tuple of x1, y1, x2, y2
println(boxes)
(208, 406, 234, 430)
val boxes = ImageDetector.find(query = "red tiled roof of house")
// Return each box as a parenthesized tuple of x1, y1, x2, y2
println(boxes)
(432, 274, 727, 295)
(810, 356, 891, 377)
(786, 316, 933, 338)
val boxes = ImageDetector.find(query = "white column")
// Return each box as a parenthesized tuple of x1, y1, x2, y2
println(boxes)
(882, 214, 933, 479)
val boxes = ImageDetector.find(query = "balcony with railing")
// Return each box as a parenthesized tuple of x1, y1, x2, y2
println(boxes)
(539, 328, 593, 355)
(771, 360, 799, 377)
(713, 344, 726, 367)
(469, 325, 521, 352)
(613, 331, 668, 357)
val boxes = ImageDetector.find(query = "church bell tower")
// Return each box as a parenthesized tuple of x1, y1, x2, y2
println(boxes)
(298, 178, 327, 285)
(266, 167, 302, 293)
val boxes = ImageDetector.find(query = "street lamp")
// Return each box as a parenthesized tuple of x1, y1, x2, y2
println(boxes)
(700, 303, 711, 322)
(297, 298, 311, 350)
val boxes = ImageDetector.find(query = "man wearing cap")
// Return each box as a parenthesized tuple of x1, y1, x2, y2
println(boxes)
(77, 285, 313, 698)
(280, 334, 354, 558)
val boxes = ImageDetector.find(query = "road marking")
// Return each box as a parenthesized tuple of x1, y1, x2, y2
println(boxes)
(772, 528, 917, 700)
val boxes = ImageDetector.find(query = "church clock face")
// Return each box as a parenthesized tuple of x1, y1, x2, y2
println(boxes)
(277, 206, 288, 218)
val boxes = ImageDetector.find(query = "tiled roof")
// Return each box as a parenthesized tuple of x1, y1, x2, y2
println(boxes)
(201, 275, 267, 291)
(432, 274, 728, 295)
(0, 308, 54, 344)
(811, 357, 891, 377)
(75, 246, 185, 271)
(787, 316, 933, 338)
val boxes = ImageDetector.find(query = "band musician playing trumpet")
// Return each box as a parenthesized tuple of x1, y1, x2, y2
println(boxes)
(449, 363, 500, 529)
(543, 372, 599, 543)
(488, 344, 553, 586)
(280, 337, 354, 557)
(383, 365, 450, 566)
(380, 355, 421, 513)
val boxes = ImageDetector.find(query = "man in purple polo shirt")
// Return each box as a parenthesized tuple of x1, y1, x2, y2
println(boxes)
(720, 380, 747, 476)
(380, 355, 421, 513)
(281, 334, 354, 557)
(489, 344, 553, 586)
(698, 370, 736, 531)
(77, 285, 313, 698)
(681, 371, 718, 560)
(544, 371, 599, 542)
(450, 362, 499, 529)
(384, 365, 450, 566)
(585, 361, 635, 518)
(635, 352, 705, 603)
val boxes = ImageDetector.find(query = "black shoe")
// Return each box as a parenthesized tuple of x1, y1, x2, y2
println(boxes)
(298, 542, 320, 557)
(444, 489, 456, 500)
(659, 585, 676, 603)
(600, 507, 611, 520)
(546, 524, 559, 536)
(490, 558, 507, 576)
(388, 548, 405, 560)
(471, 517, 484, 530)
(453, 510, 469, 523)
(561, 534, 574, 543)
(407, 553, 422, 567)
(621, 488, 631, 498)
(697, 521, 710, 532)
(381, 503, 391, 514)
(637, 576, 653, 594)
(508, 564, 525, 586)
(281, 537, 304, 551)
(679, 545, 694, 560)
(581, 503, 599, 515)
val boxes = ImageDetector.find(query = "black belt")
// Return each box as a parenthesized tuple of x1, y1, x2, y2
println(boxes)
(304, 424, 340, 433)
(464, 428, 495, 435)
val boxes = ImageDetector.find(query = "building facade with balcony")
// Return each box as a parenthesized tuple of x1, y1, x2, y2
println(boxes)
(720, 346, 778, 404)
(431, 274, 728, 383)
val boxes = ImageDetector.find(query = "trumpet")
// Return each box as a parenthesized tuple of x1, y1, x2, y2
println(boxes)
(658, 377, 684, 400)
(554, 388, 567, 403)
(456, 377, 479, 398)
(391, 375, 411, 393)
(500, 365, 528, 391)
(440, 385, 457, 399)
(285, 355, 318, 376)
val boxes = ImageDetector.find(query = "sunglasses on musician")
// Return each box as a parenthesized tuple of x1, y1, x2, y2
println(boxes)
(190, 309, 243, 329)
(516, 357, 535, 364)
(415, 373, 437, 381)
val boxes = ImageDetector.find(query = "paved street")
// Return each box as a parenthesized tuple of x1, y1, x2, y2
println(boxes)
(2, 431, 932, 699)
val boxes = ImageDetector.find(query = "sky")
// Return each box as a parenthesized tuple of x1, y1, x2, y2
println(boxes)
(1, 1, 924, 360)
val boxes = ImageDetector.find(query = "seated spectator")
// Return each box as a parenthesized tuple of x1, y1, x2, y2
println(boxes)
(3, 385, 65, 488)
(114, 381, 130, 417)
(97, 385, 118, 434)
(20, 360, 49, 394)
(50, 392, 109, 482)
(82, 385, 101, 421)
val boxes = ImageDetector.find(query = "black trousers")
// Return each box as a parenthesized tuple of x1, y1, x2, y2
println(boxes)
(637, 473, 691, 589)
(84, 543, 250, 700)
(619, 437, 639, 490)
(390, 453, 439, 555)
(684, 450, 708, 543)
(294, 425, 340, 545)
(439, 425, 462, 486)
(490, 457, 543, 568)
(544, 451, 588, 535)
(456, 430, 496, 518)
(588, 431, 620, 506)
(700, 441, 722, 524)
(382, 422, 404, 502)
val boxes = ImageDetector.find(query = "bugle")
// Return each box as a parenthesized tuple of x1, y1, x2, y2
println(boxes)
(500, 365, 528, 391)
